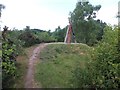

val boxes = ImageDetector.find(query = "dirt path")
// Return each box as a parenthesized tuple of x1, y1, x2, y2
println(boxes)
(24, 43, 48, 88)
(24, 42, 79, 88)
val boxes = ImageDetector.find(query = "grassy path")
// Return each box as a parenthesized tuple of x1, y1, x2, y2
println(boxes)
(14, 43, 90, 88)
(24, 43, 48, 88)
(14, 44, 40, 88)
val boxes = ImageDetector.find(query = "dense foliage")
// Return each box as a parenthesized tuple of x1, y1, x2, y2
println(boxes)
(70, 1, 106, 45)
(18, 30, 39, 47)
(2, 41, 16, 78)
(90, 26, 120, 88)
(2, 30, 18, 87)
(71, 26, 120, 88)
(18, 26, 56, 47)
(52, 26, 67, 42)
(7, 30, 25, 55)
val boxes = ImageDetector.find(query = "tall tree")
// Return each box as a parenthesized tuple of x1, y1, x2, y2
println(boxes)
(70, 1, 106, 45)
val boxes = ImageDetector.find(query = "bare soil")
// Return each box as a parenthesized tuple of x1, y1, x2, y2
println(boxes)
(24, 43, 48, 88)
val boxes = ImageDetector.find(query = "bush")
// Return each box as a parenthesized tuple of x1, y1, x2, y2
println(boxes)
(2, 29, 23, 88)
(90, 26, 120, 88)
(71, 26, 120, 88)
(2, 40, 17, 87)
(18, 31, 39, 47)
(19, 30, 57, 47)
(33, 31, 57, 43)
(7, 30, 25, 55)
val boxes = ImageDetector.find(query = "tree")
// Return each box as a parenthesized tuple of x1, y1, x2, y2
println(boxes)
(52, 26, 67, 42)
(70, 1, 106, 45)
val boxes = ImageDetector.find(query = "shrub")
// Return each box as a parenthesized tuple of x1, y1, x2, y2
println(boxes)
(2, 40, 17, 87)
(2, 28, 23, 88)
(18, 31, 39, 47)
(71, 26, 120, 88)
(90, 26, 120, 88)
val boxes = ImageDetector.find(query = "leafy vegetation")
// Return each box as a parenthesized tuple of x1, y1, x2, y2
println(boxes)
(2, 28, 39, 88)
(71, 26, 120, 88)
(19, 26, 56, 47)
(70, 1, 106, 46)
(1, 26, 26, 88)
(2, 36, 17, 88)
(90, 26, 120, 88)
(52, 26, 67, 42)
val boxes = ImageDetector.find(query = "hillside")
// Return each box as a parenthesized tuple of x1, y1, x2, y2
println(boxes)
(35, 43, 91, 88)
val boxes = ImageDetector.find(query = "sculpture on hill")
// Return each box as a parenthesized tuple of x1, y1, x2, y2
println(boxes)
(64, 18, 77, 43)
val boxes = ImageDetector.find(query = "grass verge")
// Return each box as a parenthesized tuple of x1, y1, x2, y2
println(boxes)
(35, 44, 91, 88)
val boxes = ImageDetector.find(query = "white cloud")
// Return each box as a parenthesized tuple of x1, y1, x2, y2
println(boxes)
(96, 5, 118, 25)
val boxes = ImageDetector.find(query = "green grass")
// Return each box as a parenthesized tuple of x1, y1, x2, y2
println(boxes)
(35, 44, 91, 88)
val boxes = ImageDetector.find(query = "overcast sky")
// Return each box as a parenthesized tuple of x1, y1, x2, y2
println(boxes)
(0, 0, 119, 31)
